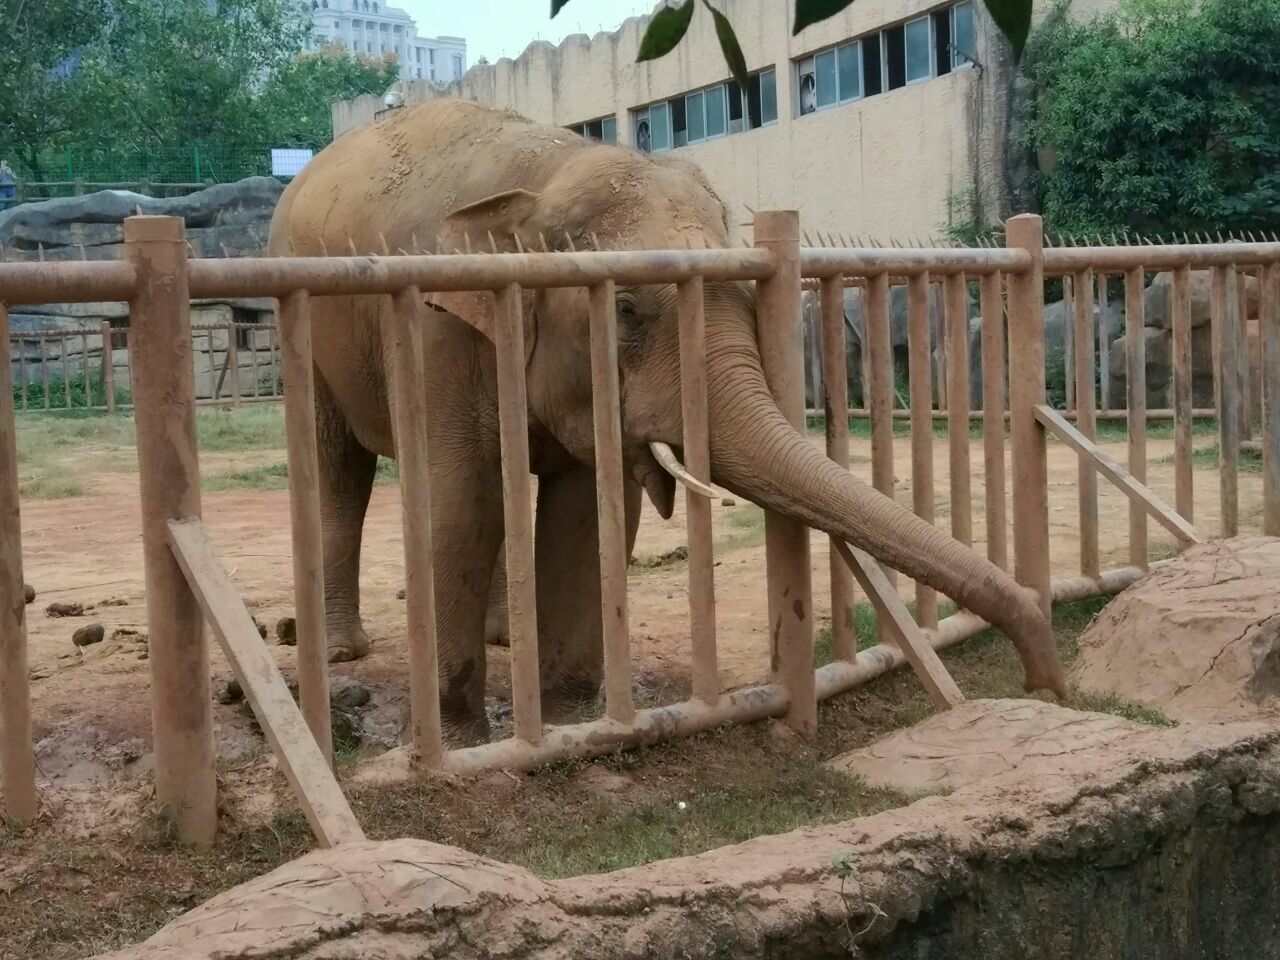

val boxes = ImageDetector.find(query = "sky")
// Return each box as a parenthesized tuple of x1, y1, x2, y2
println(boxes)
(397, 0, 653, 63)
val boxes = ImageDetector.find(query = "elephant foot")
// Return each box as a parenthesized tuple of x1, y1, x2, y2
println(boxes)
(327, 624, 371, 663)
(541, 676, 605, 724)
(441, 713, 490, 749)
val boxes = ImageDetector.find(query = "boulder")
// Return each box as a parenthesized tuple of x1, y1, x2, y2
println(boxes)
(1144, 269, 1260, 331)
(1072, 536, 1280, 721)
(1107, 321, 1230, 410)
(829, 699, 1142, 793)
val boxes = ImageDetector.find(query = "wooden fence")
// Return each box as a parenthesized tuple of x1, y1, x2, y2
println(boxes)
(0, 213, 1276, 849)
(7, 322, 282, 413)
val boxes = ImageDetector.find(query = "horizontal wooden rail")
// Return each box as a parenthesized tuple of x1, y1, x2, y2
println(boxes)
(802, 248, 1030, 277)
(0, 261, 137, 303)
(186, 249, 775, 299)
(806, 407, 1219, 422)
(1044, 243, 1280, 274)
(167, 518, 365, 848)
(1035, 405, 1202, 547)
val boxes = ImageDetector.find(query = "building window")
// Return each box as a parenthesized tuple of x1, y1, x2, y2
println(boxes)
(569, 116, 618, 144)
(452, 53, 463, 78)
(905, 16, 932, 83)
(797, 43, 859, 115)
(634, 69, 776, 153)
(795, 2, 972, 114)
(951, 1, 976, 68)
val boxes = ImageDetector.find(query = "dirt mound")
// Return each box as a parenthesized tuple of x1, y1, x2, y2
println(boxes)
(1072, 536, 1280, 721)
(97, 720, 1280, 960)
(829, 699, 1142, 793)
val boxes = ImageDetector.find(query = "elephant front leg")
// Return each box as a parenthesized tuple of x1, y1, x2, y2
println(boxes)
(535, 463, 642, 719)
(429, 459, 504, 746)
(316, 377, 377, 663)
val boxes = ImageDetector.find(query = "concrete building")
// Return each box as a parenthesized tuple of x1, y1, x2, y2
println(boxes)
(299, 0, 466, 83)
(332, 0, 1115, 240)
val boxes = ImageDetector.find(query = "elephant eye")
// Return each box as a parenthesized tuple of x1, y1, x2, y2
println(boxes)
(615, 294, 640, 324)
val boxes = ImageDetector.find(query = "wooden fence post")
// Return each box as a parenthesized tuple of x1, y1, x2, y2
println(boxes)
(125, 215, 217, 847)
(1006, 215, 1051, 613)
(1126, 267, 1149, 568)
(278, 291, 332, 765)
(0, 304, 37, 824)
(1263, 262, 1280, 537)
(821, 275, 857, 659)
(100, 320, 115, 413)
(754, 211, 815, 737)
(227, 322, 241, 409)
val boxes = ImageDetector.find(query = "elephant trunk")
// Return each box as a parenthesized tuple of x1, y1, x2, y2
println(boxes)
(703, 326, 1065, 698)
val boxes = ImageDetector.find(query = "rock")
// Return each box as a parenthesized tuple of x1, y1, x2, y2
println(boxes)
(1144, 269, 1259, 331)
(331, 707, 363, 748)
(218, 678, 245, 705)
(275, 617, 297, 646)
(46, 601, 84, 618)
(72, 623, 105, 647)
(330, 675, 371, 710)
(1072, 536, 1280, 721)
(720, 498, 736, 507)
(23, 583, 34, 604)
(829, 699, 1142, 793)
(1107, 323, 1218, 409)
(251, 617, 268, 640)
(0, 177, 284, 265)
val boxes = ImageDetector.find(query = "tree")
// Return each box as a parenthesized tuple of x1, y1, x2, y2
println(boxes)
(63, 0, 311, 147)
(0, 0, 110, 179)
(252, 45, 402, 148)
(1024, 0, 1280, 237)
(551, 0, 1035, 91)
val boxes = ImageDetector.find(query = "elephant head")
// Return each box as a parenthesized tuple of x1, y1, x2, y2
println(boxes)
(428, 148, 1065, 698)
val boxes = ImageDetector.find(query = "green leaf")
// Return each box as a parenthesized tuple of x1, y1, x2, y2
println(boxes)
(982, 0, 1033, 60)
(703, 1, 749, 91)
(550, 0, 571, 16)
(636, 0, 696, 62)
(793, 0, 857, 36)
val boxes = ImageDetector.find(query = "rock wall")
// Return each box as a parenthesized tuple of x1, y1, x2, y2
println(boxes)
(0, 177, 283, 262)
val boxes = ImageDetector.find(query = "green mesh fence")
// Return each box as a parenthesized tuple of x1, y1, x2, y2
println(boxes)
(0, 145, 316, 202)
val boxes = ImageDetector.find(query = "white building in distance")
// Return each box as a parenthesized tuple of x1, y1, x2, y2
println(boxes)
(299, 0, 466, 83)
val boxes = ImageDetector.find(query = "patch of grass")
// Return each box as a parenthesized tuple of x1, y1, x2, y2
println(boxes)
(349, 728, 907, 880)
(204, 456, 398, 493)
(18, 472, 86, 499)
(0, 809, 313, 960)
(204, 460, 289, 492)
(195, 406, 286, 451)
(1156, 441, 1263, 473)
(815, 599, 961, 666)
(1066, 690, 1176, 727)
(716, 504, 766, 552)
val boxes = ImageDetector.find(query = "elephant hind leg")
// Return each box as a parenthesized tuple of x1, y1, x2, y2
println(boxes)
(316, 374, 377, 663)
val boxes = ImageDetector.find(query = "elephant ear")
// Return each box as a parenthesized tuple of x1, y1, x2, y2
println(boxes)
(427, 189, 542, 351)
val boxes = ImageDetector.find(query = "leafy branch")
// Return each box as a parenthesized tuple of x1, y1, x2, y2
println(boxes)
(552, 0, 1033, 90)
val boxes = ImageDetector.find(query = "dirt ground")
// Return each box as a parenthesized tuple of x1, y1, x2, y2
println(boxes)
(14, 410, 1263, 790)
(7, 405, 1266, 958)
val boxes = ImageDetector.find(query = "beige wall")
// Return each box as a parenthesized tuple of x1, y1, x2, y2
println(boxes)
(333, 0, 1115, 241)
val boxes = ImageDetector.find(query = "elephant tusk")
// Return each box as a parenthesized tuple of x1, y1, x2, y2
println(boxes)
(649, 442, 717, 499)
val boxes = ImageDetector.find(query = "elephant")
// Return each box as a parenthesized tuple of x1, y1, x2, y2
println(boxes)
(268, 100, 1064, 744)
